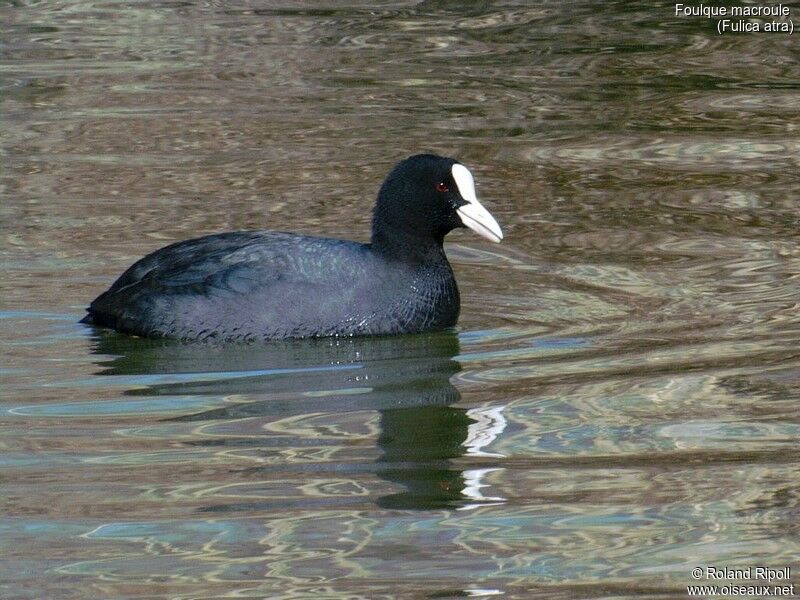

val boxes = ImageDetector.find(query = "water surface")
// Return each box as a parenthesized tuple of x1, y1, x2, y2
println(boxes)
(2, 1, 799, 598)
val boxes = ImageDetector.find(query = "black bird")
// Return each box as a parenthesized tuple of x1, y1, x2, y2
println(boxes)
(81, 154, 503, 341)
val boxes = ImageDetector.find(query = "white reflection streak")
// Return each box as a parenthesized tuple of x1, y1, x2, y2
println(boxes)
(459, 467, 506, 511)
(465, 588, 505, 597)
(464, 405, 507, 457)
(459, 405, 508, 510)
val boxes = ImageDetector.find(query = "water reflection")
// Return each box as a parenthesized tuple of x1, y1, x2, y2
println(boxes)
(377, 406, 506, 510)
(89, 330, 506, 511)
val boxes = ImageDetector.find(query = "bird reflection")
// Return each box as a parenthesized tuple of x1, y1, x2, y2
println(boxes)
(88, 329, 506, 510)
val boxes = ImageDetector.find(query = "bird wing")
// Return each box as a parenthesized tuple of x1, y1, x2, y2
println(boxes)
(87, 232, 369, 330)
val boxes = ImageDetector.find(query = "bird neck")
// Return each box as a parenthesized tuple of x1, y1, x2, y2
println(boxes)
(370, 227, 448, 264)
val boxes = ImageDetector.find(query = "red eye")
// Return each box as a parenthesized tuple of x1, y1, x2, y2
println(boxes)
(435, 182, 449, 193)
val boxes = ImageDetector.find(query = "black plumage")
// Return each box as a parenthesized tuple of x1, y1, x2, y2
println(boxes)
(81, 154, 502, 341)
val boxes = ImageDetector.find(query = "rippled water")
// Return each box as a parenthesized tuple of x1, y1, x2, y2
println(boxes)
(2, 1, 800, 598)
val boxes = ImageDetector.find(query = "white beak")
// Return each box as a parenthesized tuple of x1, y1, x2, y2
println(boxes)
(452, 163, 503, 243)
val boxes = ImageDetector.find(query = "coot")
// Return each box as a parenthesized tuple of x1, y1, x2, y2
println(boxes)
(81, 154, 503, 341)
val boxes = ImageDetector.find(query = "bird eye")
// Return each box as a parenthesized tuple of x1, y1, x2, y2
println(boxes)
(435, 182, 449, 193)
